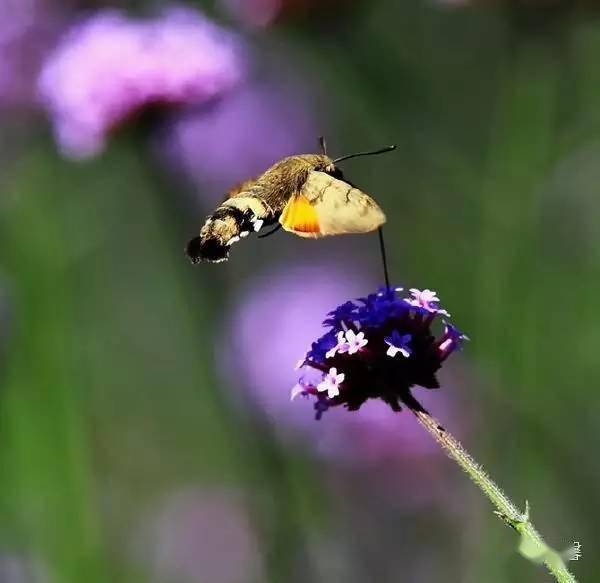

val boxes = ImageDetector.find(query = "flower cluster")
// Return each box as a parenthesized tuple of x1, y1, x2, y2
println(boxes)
(38, 7, 245, 158)
(293, 286, 466, 419)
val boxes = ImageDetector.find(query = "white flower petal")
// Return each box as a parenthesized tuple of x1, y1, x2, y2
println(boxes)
(316, 380, 329, 393)
(327, 385, 340, 399)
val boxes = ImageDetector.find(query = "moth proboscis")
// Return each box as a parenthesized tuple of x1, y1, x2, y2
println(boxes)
(185, 139, 396, 264)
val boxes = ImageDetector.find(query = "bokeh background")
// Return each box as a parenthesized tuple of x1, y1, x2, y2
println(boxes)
(0, 1, 597, 582)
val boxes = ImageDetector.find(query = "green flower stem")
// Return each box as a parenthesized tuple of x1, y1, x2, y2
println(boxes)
(413, 410, 578, 583)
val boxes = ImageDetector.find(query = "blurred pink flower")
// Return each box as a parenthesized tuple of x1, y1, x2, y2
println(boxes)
(38, 7, 246, 159)
(0, 0, 62, 109)
(220, 262, 469, 475)
(160, 80, 320, 205)
(134, 488, 263, 583)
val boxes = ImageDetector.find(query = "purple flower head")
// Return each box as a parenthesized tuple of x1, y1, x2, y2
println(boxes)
(38, 7, 246, 159)
(294, 285, 467, 418)
(222, 264, 471, 479)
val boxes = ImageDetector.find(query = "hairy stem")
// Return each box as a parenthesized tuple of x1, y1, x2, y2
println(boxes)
(413, 410, 578, 583)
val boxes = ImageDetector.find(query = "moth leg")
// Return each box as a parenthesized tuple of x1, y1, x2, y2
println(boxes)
(258, 224, 282, 239)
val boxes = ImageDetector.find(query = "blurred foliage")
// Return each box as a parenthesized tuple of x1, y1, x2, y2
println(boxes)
(0, 1, 598, 582)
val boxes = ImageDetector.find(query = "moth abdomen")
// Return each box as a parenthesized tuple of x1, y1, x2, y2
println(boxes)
(186, 235, 224, 264)
(185, 198, 270, 264)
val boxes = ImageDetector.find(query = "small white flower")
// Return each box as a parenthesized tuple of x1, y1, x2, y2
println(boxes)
(252, 218, 263, 232)
(384, 332, 412, 359)
(345, 330, 368, 355)
(326, 331, 349, 358)
(317, 367, 345, 399)
(407, 288, 450, 316)
(386, 345, 410, 358)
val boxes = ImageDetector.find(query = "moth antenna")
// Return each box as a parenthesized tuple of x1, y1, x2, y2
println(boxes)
(258, 224, 282, 239)
(333, 145, 396, 164)
(318, 136, 327, 156)
(377, 227, 391, 289)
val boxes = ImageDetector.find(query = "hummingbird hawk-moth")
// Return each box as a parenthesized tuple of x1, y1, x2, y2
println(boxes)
(185, 139, 395, 264)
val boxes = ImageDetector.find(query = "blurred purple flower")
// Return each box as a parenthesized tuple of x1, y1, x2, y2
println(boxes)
(0, 552, 47, 583)
(38, 7, 246, 159)
(295, 286, 466, 418)
(134, 488, 263, 583)
(0, 0, 62, 109)
(160, 80, 320, 205)
(220, 262, 468, 472)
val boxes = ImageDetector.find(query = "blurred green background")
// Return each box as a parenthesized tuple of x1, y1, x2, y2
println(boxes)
(0, 1, 597, 582)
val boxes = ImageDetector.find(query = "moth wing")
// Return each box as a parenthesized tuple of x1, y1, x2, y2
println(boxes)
(279, 171, 386, 238)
